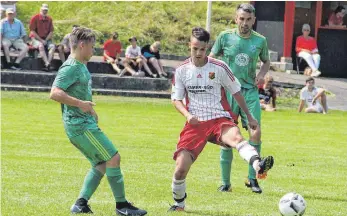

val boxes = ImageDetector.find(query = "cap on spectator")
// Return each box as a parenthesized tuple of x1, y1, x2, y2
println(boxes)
(6, 8, 14, 14)
(41, 4, 49, 11)
(129, 36, 137, 42)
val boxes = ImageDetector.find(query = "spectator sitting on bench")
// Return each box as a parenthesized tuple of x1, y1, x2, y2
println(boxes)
(121, 36, 145, 77)
(29, 3, 56, 71)
(258, 75, 276, 112)
(298, 77, 328, 114)
(57, 24, 79, 63)
(103, 32, 122, 74)
(141, 41, 168, 78)
(296, 24, 321, 77)
(1, 8, 28, 70)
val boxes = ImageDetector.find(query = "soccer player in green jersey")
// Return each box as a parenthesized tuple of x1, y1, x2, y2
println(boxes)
(210, 3, 271, 194)
(50, 27, 147, 216)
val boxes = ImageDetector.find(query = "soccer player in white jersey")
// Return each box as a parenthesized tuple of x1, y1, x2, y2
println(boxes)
(298, 77, 328, 114)
(168, 27, 274, 212)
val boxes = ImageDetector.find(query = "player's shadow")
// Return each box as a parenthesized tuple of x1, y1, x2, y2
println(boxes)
(184, 210, 239, 216)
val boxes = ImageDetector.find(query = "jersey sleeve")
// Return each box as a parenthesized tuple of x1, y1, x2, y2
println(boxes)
(211, 32, 224, 56)
(220, 63, 241, 94)
(171, 69, 186, 101)
(259, 38, 270, 62)
(52, 65, 80, 90)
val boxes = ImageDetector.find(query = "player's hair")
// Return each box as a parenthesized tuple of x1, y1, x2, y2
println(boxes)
(305, 77, 315, 83)
(72, 24, 80, 28)
(191, 27, 210, 43)
(237, 3, 255, 14)
(334, 5, 345, 14)
(69, 27, 96, 50)
(112, 32, 119, 40)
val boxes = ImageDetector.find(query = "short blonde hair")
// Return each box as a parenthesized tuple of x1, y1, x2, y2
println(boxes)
(265, 74, 274, 83)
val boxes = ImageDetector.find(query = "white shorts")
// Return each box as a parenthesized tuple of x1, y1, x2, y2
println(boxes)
(308, 104, 323, 113)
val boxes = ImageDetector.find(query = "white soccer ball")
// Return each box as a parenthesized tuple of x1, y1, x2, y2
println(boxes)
(279, 192, 306, 216)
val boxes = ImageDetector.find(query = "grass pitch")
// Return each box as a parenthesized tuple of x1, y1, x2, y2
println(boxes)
(2, 91, 346, 216)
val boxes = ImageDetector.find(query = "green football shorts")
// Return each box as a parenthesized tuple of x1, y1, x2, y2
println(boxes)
(69, 129, 118, 167)
(227, 87, 261, 129)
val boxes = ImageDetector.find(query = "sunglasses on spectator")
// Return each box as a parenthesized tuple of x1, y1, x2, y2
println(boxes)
(303, 29, 310, 31)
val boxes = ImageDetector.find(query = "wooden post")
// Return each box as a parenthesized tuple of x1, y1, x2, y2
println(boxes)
(283, 1, 296, 58)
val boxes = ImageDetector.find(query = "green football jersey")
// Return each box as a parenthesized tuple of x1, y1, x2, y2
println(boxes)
(211, 28, 269, 89)
(52, 58, 97, 138)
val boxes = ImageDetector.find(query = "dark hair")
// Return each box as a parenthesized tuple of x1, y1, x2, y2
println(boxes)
(129, 36, 137, 42)
(237, 3, 255, 14)
(112, 32, 118, 39)
(69, 27, 96, 50)
(191, 27, 210, 43)
(306, 77, 315, 83)
(72, 24, 80, 28)
(334, 5, 345, 14)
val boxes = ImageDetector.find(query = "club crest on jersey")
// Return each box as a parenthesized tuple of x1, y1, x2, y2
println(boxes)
(209, 72, 215, 80)
(250, 45, 257, 53)
(197, 74, 202, 78)
(235, 53, 250, 66)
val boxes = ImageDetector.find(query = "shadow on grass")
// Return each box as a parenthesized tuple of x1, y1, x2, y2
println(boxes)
(303, 194, 347, 203)
(184, 210, 240, 216)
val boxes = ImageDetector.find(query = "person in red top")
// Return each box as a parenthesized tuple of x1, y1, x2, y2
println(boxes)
(328, 6, 346, 28)
(296, 24, 321, 77)
(103, 32, 122, 74)
(29, 3, 55, 71)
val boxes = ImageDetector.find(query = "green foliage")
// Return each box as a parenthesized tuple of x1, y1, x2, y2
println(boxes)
(16, 1, 240, 56)
(2, 91, 347, 216)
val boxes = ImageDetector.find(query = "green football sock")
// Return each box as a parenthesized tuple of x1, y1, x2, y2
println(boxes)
(79, 167, 104, 200)
(106, 167, 127, 202)
(248, 141, 262, 179)
(220, 148, 233, 186)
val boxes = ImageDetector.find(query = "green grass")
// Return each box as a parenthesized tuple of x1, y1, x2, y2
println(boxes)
(16, 1, 243, 56)
(2, 91, 347, 216)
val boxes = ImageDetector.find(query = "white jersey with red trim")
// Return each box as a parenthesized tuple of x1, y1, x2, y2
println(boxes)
(171, 57, 241, 121)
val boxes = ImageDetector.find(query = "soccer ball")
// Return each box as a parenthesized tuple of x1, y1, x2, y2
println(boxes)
(279, 192, 306, 216)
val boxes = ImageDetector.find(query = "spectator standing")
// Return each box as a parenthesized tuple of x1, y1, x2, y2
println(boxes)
(296, 24, 321, 77)
(1, 8, 28, 70)
(29, 3, 55, 71)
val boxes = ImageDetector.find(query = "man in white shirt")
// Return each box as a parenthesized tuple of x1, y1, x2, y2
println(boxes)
(168, 27, 274, 212)
(121, 36, 145, 77)
(298, 77, 328, 114)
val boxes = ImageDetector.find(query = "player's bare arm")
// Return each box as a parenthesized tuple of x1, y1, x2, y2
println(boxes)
(50, 87, 97, 117)
(232, 91, 258, 130)
(172, 100, 199, 125)
(256, 60, 270, 86)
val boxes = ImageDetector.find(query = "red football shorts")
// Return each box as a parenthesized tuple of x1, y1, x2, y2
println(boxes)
(173, 117, 237, 161)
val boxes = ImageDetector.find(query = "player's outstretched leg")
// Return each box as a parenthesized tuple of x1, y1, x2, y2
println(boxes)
(220, 126, 274, 182)
(168, 150, 193, 212)
(106, 153, 147, 216)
